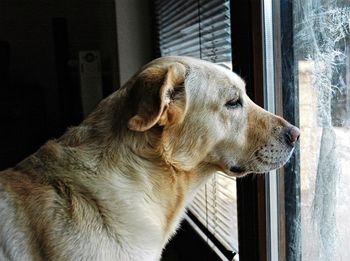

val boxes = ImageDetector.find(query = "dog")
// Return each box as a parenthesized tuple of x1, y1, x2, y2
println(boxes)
(0, 56, 299, 260)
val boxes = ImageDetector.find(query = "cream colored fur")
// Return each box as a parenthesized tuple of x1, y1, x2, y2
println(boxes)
(0, 56, 299, 260)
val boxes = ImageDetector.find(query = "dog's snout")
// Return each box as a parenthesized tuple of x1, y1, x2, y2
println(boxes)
(284, 126, 300, 146)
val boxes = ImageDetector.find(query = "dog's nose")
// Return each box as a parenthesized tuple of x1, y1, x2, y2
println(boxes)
(284, 126, 300, 146)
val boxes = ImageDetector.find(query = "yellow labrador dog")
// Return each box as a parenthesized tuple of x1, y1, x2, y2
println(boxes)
(0, 56, 299, 260)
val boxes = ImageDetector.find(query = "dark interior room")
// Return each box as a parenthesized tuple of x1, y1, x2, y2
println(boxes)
(2, 0, 349, 260)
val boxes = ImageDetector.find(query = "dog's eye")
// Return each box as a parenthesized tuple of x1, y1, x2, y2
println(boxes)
(225, 98, 241, 109)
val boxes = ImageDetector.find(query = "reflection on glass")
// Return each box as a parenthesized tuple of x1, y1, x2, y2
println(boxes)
(294, 1, 350, 260)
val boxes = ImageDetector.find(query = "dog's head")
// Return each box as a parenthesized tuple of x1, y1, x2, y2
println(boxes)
(126, 56, 299, 177)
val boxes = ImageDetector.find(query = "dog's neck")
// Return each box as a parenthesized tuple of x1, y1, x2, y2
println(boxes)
(16, 117, 215, 250)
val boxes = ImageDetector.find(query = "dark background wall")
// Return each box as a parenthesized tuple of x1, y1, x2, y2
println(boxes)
(0, 2, 213, 260)
(0, 0, 153, 169)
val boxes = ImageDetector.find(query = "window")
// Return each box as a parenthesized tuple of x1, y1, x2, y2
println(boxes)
(155, 0, 350, 260)
(154, 0, 237, 260)
(292, 1, 350, 260)
(269, 1, 350, 260)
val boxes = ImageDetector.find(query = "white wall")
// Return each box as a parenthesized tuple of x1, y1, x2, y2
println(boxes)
(115, 0, 154, 85)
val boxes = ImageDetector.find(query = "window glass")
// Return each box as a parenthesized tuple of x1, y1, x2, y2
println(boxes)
(292, 1, 350, 260)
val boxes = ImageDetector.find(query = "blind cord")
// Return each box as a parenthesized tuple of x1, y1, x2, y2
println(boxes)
(197, 0, 203, 59)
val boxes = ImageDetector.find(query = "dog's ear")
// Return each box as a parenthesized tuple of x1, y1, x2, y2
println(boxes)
(128, 62, 187, 132)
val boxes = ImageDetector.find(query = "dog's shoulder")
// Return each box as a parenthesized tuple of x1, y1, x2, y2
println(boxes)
(0, 169, 43, 261)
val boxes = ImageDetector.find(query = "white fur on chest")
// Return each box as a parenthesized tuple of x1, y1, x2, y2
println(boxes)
(80, 170, 184, 261)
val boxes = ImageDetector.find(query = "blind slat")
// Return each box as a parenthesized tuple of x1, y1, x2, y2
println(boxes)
(191, 195, 234, 223)
(159, 10, 230, 40)
(190, 201, 232, 233)
(189, 174, 238, 250)
(160, 21, 230, 48)
(190, 202, 233, 237)
(163, 40, 231, 59)
(158, 0, 225, 28)
(192, 186, 234, 204)
(190, 203, 237, 251)
(156, 0, 194, 24)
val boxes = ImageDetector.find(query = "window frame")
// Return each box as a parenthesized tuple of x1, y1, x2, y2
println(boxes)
(230, 1, 301, 260)
(231, 1, 269, 260)
(273, 1, 302, 260)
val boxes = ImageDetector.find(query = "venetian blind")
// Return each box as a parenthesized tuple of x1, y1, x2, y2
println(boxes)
(154, 0, 238, 255)
(154, 0, 232, 62)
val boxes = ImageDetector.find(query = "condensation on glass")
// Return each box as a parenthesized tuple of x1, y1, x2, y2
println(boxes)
(293, 1, 350, 260)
